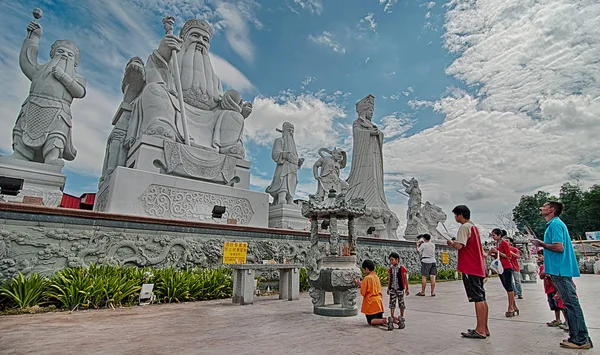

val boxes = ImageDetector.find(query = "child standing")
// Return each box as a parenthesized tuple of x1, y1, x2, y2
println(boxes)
(388, 252, 410, 329)
(537, 250, 566, 327)
(356, 259, 394, 330)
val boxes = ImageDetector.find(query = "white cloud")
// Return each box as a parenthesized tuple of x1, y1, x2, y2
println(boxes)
(308, 31, 346, 54)
(382, 0, 600, 228)
(244, 91, 347, 168)
(358, 13, 377, 33)
(214, 2, 255, 62)
(301, 76, 316, 90)
(293, 0, 323, 15)
(379, 0, 398, 13)
(365, 57, 370, 63)
(380, 113, 415, 140)
(426, 2, 436, 9)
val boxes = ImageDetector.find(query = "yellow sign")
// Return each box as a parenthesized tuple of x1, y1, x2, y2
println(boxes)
(441, 252, 449, 265)
(222, 241, 248, 264)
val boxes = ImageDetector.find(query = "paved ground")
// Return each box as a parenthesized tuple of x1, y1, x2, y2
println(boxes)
(0, 275, 598, 355)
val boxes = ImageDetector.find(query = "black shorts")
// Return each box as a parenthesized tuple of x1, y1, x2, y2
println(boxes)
(499, 267, 515, 292)
(421, 262, 437, 276)
(462, 274, 486, 303)
(365, 312, 384, 325)
(547, 291, 564, 311)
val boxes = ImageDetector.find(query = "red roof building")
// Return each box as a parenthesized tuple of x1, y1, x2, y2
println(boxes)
(60, 193, 96, 210)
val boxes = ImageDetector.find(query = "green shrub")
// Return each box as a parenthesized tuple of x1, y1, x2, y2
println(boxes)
(299, 268, 310, 292)
(153, 267, 190, 303)
(0, 272, 49, 309)
(361, 265, 389, 286)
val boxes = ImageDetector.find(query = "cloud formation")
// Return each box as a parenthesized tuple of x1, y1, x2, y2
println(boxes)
(384, 0, 600, 226)
(308, 31, 346, 54)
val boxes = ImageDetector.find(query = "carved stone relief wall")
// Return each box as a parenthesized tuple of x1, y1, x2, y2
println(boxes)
(0, 214, 456, 282)
(138, 184, 254, 224)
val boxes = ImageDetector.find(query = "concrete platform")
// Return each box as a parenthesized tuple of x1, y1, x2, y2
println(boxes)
(0, 275, 598, 354)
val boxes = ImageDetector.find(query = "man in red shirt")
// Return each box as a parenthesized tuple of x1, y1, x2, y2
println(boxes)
(447, 205, 488, 339)
(507, 237, 523, 299)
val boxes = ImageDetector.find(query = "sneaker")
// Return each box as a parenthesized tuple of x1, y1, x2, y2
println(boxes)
(398, 317, 406, 329)
(517, 295, 523, 299)
(387, 317, 394, 331)
(547, 320, 562, 327)
(559, 324, 569, 331)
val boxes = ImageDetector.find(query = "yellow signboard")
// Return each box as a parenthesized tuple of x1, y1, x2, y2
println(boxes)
(223, 241, 248, 264)
(441, 252, 449, 265)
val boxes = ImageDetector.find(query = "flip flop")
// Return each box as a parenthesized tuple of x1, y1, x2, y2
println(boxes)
(468, 329, 490, 337)
(431, 293, 436, 297)
(461, 329, 486, 339)
(415, 292, 425, 296)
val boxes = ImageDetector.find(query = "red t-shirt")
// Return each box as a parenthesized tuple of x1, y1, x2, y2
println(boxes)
(539, 265, 555, 294)
(497, 240, 513, 270)
(510, 247, 521, 272)
(456, 222, 486, 278)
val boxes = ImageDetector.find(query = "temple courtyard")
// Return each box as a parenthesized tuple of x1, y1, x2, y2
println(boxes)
(0, 275, 598, 355)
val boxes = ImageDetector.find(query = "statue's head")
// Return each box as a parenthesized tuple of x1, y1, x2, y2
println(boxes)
(281, 122, 295, 136)
(242, 102, 253, 119)
(50, 40, 80, 67)
(331, 148, 347, 168)
(180, 19, 213, 53)
(356, 94, 374, 120)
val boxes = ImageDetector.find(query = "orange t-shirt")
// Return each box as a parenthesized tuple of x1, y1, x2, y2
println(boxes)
(360, 272, 385, 315)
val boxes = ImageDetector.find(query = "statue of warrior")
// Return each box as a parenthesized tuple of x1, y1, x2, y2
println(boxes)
(10, 20, 86, 167)
(266, 122, 305, 204)
(313, 147, 349, 198)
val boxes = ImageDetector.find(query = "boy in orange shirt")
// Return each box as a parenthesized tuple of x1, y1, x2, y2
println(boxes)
(356, 259, 394, 330)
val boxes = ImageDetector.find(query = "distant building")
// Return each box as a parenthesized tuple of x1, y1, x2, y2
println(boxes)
(60, 193, 96, 210)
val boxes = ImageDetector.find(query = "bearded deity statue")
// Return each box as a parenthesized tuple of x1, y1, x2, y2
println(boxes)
(266, 122, 305, 205)
(125, 18, 252, 159)
(9, 21, 86, 167)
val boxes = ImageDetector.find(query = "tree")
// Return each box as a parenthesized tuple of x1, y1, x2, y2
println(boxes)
(512, 191, 556, 239)
(582, 184, 600, 236)
(495, 212, 517, 236)
(559, 182, 586, 240)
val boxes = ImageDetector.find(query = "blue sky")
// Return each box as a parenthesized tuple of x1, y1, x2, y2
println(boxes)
(1, 0, 599, 234)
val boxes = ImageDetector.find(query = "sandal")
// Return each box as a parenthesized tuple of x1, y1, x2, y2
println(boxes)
(547, 320, 562, 327)
(431, 293, 436, 297)
(461, 329, 486, 339)
(505, 311, 514, 317)
(468, 329, 490, 337)
(415, 292, 426, 296)
(514, 308, 520, 316)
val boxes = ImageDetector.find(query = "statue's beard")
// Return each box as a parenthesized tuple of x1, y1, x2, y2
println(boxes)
(46, 56, 76, 81)
(283, 133, 298, 158)
(177, 43, 220, 106)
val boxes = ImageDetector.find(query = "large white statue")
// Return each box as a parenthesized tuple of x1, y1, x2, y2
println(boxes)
(313, 147, 349, 198)
(99, 56, 145, 185)
(345, 95, 400, 239)
(125, 18, 252, 158)
(266, 122, 305, 205)
(10, 19, 86, 167)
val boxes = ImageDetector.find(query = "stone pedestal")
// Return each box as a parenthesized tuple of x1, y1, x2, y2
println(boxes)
(95, 166, 269, 227)
(268, 203, 309, 230)
(125, 135, 251, 189)
(520, 260, 538, 283)
(0, 156, 65, 207)
(309, 256, 361, 317)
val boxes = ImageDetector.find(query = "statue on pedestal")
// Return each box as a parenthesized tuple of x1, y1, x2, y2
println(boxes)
(313, 147, 348, 199)
(99, 56, 145, 185)
(125, 18, 252, 158)
(345, 94, 400, 239)
(9, 19, 86, 167)
(266, 122, 305, 205)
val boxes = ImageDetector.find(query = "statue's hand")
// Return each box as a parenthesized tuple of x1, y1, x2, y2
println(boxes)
(27, 21, 43, 38)
(52, 66, 65, 80)
(157, 34, 182, 62)
(298, 158, 305, 167)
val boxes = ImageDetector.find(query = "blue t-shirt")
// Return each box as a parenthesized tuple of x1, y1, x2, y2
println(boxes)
(543, 217, 580, 277)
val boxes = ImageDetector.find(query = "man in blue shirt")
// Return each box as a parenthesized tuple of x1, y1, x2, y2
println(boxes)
(531, 201, 593, 350)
